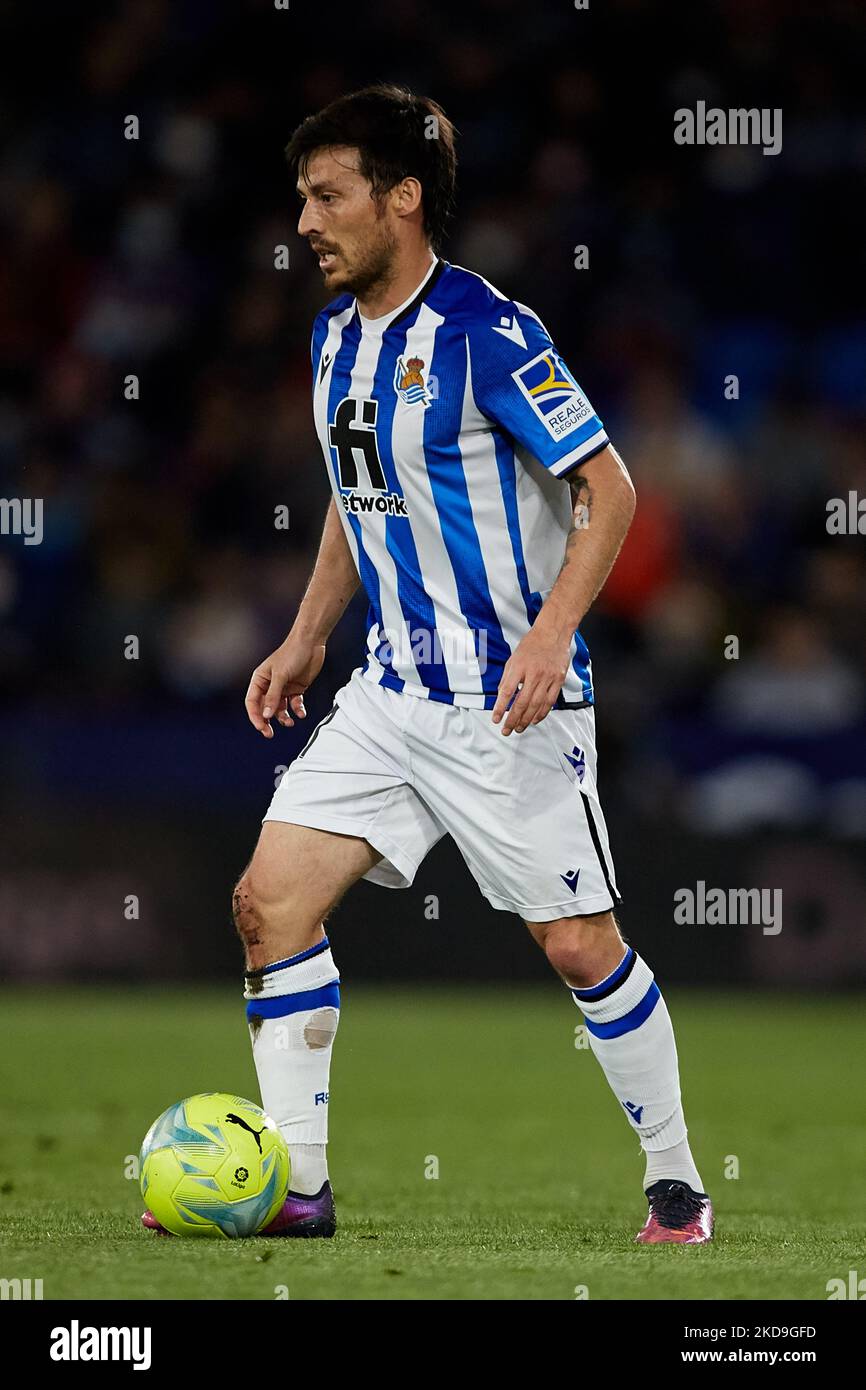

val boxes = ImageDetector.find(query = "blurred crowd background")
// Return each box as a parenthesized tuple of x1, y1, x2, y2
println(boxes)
(2, 0, 865, 979)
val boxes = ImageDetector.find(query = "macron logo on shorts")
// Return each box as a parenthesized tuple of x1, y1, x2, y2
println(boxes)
(562, 745, 586, 782)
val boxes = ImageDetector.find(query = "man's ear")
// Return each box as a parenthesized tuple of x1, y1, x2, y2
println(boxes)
(392, 176, 423, 219)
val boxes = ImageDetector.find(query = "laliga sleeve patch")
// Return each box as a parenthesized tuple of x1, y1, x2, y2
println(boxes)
(511, 349, 597, 442)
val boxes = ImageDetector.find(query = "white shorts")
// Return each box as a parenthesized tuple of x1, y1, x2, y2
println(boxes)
(264, 667, 621, 923)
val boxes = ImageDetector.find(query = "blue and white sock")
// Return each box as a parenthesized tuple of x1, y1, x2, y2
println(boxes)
(244, 937, 340, 1196)
(571, 946, 704, 1194)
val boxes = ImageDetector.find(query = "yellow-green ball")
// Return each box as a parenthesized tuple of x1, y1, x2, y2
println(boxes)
(140, 1093, 289, 1237)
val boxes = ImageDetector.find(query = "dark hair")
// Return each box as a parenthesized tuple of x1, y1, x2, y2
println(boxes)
(285, 84, 457, 253)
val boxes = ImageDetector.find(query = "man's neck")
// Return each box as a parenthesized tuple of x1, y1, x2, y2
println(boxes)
(356, 245, 437, 320)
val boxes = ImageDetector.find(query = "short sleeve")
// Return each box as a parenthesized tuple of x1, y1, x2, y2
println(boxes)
(467, 303, 609, 478)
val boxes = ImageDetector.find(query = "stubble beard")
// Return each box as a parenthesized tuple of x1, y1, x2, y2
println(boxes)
(329, 221, 399, 301)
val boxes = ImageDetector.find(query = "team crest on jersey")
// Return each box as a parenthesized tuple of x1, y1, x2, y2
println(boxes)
(512, 349, 595, 441)
(394, 355, 432, 407)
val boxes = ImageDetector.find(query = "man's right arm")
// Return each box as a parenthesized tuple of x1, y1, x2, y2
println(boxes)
(245, 498, 360, 738)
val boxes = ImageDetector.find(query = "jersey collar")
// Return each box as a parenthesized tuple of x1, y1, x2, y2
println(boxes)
(355, 256, 445, 332)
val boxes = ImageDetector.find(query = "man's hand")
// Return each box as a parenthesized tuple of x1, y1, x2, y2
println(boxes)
(244, 636, 327, 738)
(491, 623, 572, 735)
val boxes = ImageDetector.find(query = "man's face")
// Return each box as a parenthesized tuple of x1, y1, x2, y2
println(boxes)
(297, 146, 398, 298)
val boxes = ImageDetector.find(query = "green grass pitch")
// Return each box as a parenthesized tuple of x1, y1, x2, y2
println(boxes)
(0, 986, 862, 1300)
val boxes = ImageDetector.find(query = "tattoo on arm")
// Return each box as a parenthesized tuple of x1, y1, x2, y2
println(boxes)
(569, 472, 592, 531)
(556, 474, 591, 578)
(545, 456, 634, 624)
(559, 470, 605, 602)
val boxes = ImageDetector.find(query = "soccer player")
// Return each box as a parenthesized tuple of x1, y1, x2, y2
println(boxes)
(144, 85, 713, 1244)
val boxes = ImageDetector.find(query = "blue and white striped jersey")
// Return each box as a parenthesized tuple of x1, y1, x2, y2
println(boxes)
(311, 257, 610, 709)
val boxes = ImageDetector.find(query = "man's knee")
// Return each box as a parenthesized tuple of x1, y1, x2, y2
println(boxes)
(536, 912, 624, 987)
(232, 823, 381, 966)
(232, 872, 266, 949)
(231, 862, 313, 946)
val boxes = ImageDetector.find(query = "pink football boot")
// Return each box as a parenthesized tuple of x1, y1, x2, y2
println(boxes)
(635, 1179, 714, 1244)
(141, 1181, 336, 1238)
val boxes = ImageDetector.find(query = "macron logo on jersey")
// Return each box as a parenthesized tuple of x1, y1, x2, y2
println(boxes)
(512, 349, 595, 441)
(491, 314, 527, 349)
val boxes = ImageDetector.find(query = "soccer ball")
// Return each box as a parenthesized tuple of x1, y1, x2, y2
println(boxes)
(139, 1093, 289, 1238)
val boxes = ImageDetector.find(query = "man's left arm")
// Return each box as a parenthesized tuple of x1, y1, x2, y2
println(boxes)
(491, 444, 636, 735)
